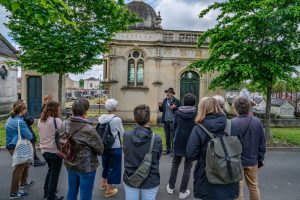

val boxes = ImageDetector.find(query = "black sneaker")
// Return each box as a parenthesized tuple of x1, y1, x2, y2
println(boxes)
(20, 181, 34, 189)
(34, 159, 46, 167)
(10, 191, 29, 199)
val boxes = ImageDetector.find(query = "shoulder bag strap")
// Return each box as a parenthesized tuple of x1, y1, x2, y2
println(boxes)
(17, 120, 22, 142)
(148, 133, 155, 154)
(53, 118, 57, 130)
(242, 117, 253, 138)
(197, 123, 215, 139)
(224, 119, 232, 136)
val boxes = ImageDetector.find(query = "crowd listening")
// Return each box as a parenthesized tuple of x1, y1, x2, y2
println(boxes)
(5, 90, 266, 200)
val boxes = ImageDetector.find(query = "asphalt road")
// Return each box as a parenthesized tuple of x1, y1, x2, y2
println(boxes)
(0, 151, 299, 200)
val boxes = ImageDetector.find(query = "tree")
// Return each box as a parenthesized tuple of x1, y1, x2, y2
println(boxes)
(0, 0, 73, 26)
(79, 79, 84, 89)
(7, 0, 139, 105)
(191, 0, 300, 141)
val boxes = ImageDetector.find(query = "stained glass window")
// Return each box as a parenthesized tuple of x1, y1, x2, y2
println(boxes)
(127, 51, 144, 86)
(128, 59, 135, 86)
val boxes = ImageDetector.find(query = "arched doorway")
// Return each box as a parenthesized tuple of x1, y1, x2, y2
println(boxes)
(180, 71, 200, 105)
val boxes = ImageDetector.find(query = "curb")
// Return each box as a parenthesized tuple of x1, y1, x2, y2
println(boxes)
(266, 147, 300, 152)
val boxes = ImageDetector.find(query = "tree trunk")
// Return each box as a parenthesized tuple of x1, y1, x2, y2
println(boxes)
(58, 72, 63, 106)
(265, 83, 273, 143)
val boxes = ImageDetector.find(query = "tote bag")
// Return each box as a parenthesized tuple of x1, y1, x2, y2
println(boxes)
(12, 120, 34, 167)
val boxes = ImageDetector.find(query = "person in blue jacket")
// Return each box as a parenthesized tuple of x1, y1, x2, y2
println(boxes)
(6, 100, 34, 199)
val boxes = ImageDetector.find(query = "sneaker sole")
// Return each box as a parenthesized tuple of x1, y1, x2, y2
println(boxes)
(20, 182, 35, 189)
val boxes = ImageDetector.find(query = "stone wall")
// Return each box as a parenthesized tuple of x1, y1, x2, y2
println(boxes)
(0, 57, 17, 115)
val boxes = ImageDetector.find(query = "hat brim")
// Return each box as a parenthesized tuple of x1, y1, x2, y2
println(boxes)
(165, 90, 175, 94)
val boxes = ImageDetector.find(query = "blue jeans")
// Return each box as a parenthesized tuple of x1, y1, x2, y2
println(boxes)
(124, 184, 158, 200)
(67, 169, 96, 200)
(102, 148, 122, 184)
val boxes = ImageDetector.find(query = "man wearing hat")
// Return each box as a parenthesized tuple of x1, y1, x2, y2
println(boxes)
(159, 87, 181, 155)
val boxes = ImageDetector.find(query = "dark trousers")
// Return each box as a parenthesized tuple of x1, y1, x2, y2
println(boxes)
(8, 149, 30, 193)
(168, 156, 193, 193)
(43, 152, 63, 200)
(164, 121, 174, 152)
(102, 148, 122, 184)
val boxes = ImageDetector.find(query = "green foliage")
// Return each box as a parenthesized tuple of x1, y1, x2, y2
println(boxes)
(79, 79, 84, 88)
(0, 0, 73, 26)
(191, 0, 300, 139)
(7, 0, 139, 76)
(191, 0, 300, 91)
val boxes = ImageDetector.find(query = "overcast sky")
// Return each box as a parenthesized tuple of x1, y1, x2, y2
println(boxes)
(0, 0, 219, 81)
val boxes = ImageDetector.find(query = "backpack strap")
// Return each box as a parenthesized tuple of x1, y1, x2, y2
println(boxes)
(66, 125, 85, 140)
(197, 123, 215, 139)
(224, 119, 231, 136)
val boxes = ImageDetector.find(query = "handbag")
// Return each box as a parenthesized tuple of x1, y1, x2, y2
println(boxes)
(125, 133, 156, 188)
(12, 120, 34, 167)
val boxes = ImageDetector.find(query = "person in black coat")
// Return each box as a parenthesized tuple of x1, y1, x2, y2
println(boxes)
(23, 112, 46, 167)
(158, 87, 181, 155)
(166, 93, 197, 199)
(186, 97, 239, 200)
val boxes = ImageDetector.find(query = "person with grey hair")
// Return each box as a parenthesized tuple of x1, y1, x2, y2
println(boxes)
(98, 99, 124, 197)
(213, 95, 228, 115)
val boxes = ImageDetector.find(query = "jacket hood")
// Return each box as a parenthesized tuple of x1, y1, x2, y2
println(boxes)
(98, 114, 115, 124)
(131, 125, 153, 146)
(176, 106, 197, 120)
(202, 113, 227, 134)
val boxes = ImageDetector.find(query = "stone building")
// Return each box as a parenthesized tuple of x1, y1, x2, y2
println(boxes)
(102, 0, 222, 123)
(83, 77, 100, 90)
(0, 33, 18, 115)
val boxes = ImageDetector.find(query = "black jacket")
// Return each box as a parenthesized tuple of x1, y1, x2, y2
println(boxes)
(186, 113, 239, 200)
(173, 106, 197, 157)
(159, 97, 181, 123)
(123, 125, 162, 189)
(23, 112, 36, 142)
(231, 115, 266, 167)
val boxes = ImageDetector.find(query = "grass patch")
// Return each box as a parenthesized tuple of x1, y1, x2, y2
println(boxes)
(271, 128, 300, 146)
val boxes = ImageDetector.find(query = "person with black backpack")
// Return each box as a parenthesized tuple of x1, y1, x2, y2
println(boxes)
(97, 99, 124, 198)
(186, 97, 240, 200)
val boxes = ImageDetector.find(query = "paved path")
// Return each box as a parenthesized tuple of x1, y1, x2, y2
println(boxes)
(0, 151, 299, 200)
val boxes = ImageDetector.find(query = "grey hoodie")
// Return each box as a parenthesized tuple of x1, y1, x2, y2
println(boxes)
(98, 114, 124, 149)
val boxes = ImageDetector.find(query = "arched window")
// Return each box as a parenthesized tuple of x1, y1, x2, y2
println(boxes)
(128, 51, 144, 86)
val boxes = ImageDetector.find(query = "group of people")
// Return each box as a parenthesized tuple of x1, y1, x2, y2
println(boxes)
(159, 88, 266, 200)
(5, 87, 266, 200)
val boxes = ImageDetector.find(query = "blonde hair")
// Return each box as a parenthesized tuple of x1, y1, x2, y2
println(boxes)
(195, 97, 224, 123)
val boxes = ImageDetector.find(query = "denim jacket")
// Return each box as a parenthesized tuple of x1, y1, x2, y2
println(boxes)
(5, 115, 33, 149)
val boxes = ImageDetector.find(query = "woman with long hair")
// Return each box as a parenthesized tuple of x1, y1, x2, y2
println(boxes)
(6, 100, 34, 199)
(38, 101, 63, 200)
(186, 97, 239, 200)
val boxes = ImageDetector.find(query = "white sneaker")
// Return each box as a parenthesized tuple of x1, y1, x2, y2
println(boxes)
(179, 190, 191, 199)
(166, 184, 174, 194)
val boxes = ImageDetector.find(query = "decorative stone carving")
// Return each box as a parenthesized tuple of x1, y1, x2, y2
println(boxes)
(0, 65, 8, 80)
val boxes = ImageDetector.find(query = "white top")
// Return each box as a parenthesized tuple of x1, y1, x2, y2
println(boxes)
(38, 117, 62, 154)
(98, 114, 124, 148)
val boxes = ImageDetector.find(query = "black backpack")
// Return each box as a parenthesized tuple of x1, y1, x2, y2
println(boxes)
(96, 117, 118, 151)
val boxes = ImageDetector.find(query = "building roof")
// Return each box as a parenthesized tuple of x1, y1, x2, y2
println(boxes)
(85, 77, 99, 81)
(271, 98, 294, 107)
(0, 33, 18, 59)
(127, 0, 162, 30)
